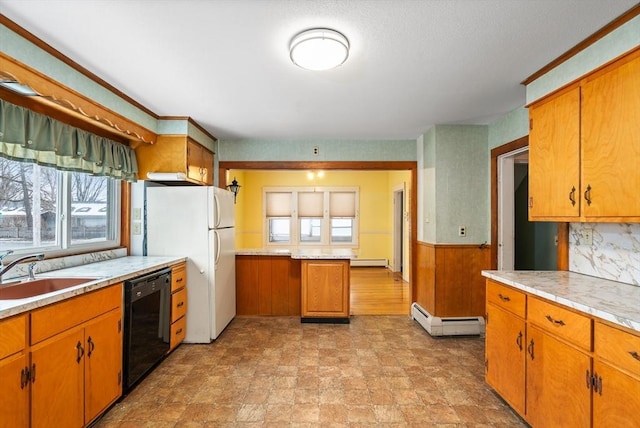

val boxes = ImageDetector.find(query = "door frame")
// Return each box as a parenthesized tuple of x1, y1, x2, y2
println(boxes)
(219, 160, 418, 302)
(490, 137, 569, 270)
(392, 183, 406, 280)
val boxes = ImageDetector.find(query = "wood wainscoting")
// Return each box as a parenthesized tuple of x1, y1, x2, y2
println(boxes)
(415, 242, 491, 318)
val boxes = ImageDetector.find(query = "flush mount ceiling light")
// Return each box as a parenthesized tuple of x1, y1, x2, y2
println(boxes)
(290, 28, 349, 71)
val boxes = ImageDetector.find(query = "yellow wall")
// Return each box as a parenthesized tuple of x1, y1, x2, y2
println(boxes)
(232, 170, 411, 267)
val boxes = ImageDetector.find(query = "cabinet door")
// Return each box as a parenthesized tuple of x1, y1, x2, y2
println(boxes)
(187, 139, 204, 183)
(84, 309, 122, 425)
(528, 87, 581, 220)
(200, 148, 214, 185)
(301, 260, 350, 318)
(31, 328, 84, 428)
(592, 360, 640, 428)
(0, 353, 29, 428)
(581, 54, 640, 219)
(485, 303, 526, 416)
(526, 325, 591, 428)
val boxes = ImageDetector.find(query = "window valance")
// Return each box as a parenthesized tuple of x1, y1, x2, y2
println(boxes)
(0, 99, 138, 181)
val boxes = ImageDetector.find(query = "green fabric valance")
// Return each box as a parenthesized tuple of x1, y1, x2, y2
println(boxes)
(0, 99, 138, 181)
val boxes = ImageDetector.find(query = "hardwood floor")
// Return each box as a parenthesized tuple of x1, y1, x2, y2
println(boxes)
(350, 267, 411, 316)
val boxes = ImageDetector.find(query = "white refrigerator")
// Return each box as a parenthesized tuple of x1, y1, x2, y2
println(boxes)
(146, 185, 236, 343)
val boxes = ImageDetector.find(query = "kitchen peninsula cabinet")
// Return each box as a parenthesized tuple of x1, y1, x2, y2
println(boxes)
(0, 314, 28, 428)
(301, 259, 350, 322)
(135, 135, 214, 185)
(528, 48, 640, 222)
(236, 254, 301, 316)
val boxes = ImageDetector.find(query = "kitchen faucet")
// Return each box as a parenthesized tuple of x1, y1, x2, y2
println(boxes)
(0, 253, 45, 284)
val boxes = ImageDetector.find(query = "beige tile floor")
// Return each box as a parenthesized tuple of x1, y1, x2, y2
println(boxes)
(95, 316, 527, 427)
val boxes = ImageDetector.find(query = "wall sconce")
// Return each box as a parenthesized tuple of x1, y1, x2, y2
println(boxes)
(226, 177, 241, 203)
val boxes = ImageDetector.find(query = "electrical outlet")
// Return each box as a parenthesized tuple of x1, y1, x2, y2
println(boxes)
(132, 222, 142, 235)
(133, 207, 141, 220)
(580, 228, 593, 246)
(458, 226, 466, 237)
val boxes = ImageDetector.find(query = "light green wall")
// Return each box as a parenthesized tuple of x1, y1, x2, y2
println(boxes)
(218, 139, 416, 162)
(0, 22, 158, 132)
(488, 106, 529, 150)
(527, 14, 640, 103)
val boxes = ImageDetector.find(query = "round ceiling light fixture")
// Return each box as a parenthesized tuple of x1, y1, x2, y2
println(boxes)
(289, 28, 349, 71)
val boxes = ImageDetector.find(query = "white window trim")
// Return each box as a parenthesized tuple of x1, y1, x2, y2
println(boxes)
(263, 186, 359, 248)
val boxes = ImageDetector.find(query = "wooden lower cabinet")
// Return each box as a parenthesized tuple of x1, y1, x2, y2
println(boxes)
(301, 259, 350, 320)
(486, 279, 640, 427)
(236, 255, 301, 316)
(485, 303, 526, 416)
(592, 360, 640, 428)
(525, 324, 592, 428)
(0, 284, 123, 428)
(169, 262, 187, 352)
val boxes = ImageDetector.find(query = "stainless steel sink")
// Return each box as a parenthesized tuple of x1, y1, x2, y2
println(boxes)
(0, 277, 97, 299)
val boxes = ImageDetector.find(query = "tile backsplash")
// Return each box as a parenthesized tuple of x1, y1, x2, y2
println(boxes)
(570, 223, 640, 286)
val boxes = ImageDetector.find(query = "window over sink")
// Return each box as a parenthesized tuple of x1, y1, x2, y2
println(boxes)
(0, 157, 120, 257)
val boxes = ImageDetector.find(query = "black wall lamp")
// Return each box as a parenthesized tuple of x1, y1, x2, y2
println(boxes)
(227, 177, 241, 203)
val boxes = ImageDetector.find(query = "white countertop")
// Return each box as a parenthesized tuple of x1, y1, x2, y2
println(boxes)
(237, 248, 356, 259)
(482, 270, 640, 333)
(0, 256, 186, 320)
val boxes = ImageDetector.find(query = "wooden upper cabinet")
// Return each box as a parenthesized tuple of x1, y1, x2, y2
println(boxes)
(136, 135, 215, 185)
(528, 49, 640, 222)
(581, 54, 640, 220)
(529, 86, 580, 220)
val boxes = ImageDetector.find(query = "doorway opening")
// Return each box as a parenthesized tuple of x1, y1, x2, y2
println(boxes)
(498, 147, 557, 270)
(392, 184, 407, 281)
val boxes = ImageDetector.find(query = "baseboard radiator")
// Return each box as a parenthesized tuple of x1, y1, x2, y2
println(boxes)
(350, 258, 388, 267)
(411, 302, 485, 337)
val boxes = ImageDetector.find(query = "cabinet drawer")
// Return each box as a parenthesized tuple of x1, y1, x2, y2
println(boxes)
(170, 316, 186, 350)
(31, 284, 122, 345)
(171, 287, 187, 323)
(486, 280, 526, 318)
(595, 322, 640, 378)
(0, 314, 27, 359)
(528, 296, 592, 350)
(171, 263, 187, 292)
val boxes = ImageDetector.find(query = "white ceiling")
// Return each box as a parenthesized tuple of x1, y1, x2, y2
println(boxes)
(0, 0, 637, 141)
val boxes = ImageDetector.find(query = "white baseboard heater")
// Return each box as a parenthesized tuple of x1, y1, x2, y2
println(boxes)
(350, 258, 388, 267)
(411, 302, 485, 337)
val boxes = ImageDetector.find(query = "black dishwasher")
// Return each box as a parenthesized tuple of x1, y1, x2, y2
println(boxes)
(123, 267, 171, 392)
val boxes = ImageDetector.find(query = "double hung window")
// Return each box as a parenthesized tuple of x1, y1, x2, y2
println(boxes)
(265, 187, 358, 247)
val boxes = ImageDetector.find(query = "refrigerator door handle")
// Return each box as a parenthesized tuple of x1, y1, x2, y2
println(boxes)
(214, 229, 221, 266)
(213, 193, 221, 229)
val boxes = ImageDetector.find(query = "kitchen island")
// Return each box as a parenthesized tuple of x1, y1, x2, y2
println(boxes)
(236, 248, 355, 322)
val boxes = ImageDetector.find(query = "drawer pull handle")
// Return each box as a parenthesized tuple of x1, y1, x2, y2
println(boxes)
(545, 314, 566, 326)
(176, 328, 183, 335)
(177, 301, 185, 308)
(176, 278, 184, 283)
(498, 293, 511, 302)
(527, 339, 535, 360)
(87, 336, 95, 357)
(516, 331, 523, 351)
(629, 351, 640, 361)
(21, 367, 28, 389)
(31, 363, 36, 383)
(569, 186, 576, 206)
